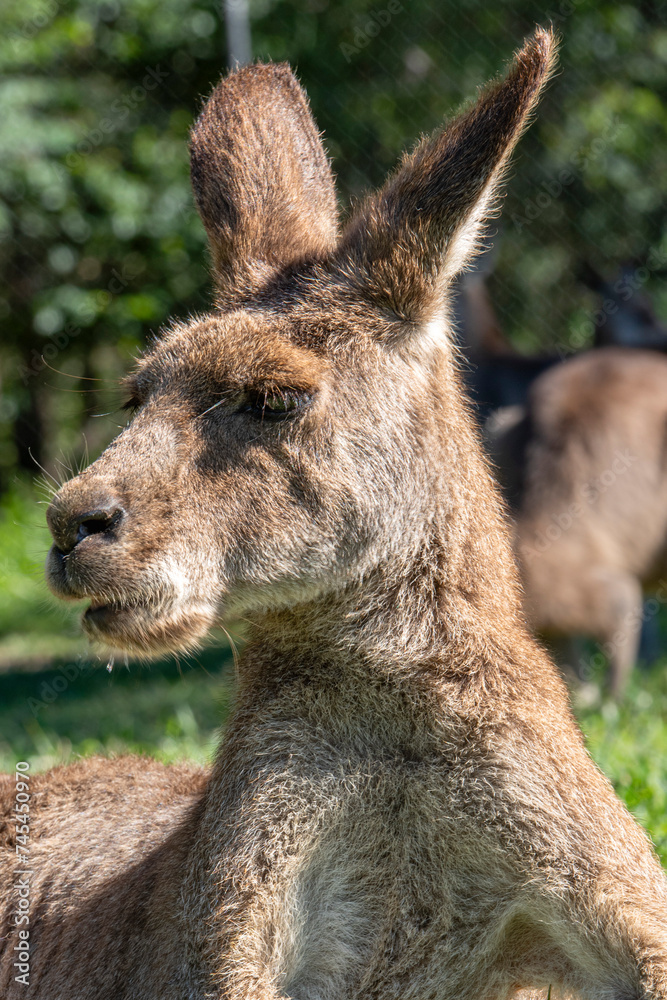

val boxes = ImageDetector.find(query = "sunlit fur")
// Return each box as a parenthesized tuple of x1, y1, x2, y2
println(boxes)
(2, 28, 667, 1000)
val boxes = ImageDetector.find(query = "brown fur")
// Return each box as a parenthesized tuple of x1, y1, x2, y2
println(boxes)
(190, 61, 339, 306)
(490, 347, 667, 696)
(2, 30, 667, 1000)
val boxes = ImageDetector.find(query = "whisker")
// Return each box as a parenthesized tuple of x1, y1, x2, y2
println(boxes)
(34, 476, 59, 497)
(41, 359, 111, 382)
(198, 398, 227, 419)
(54, 455, 75, 478)
(79, 436, 90, 474)
(220, 625, 241, 681)
(28, 449, 61, 488)
(43, 384, 106, 394)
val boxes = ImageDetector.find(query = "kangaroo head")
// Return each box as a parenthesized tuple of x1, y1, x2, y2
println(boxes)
(46, 32, 556, 656)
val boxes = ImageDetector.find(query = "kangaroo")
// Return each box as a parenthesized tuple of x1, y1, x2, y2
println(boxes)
(2, 30, 667, 1000)
(487, 346, 667, 697)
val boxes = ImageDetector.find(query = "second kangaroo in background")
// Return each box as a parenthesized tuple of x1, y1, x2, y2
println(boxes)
(489, 347, 667, 696)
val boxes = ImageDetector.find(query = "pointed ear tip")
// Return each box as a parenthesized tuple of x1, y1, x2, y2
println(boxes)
(521, 25, 560, 73)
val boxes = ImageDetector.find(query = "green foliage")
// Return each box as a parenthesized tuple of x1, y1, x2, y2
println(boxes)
(1, 0, 666, 485)
(0, 633, 666, 870)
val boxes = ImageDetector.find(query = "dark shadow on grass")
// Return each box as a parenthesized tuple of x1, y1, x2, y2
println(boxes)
(0, 643, 237, 771)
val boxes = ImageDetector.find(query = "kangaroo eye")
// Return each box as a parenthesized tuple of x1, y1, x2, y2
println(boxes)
(265, 394, 298, 414)
(241, 389, 310, 420)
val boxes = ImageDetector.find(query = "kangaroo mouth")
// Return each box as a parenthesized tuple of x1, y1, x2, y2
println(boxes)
(81, 591, 216, 657)
(45, 546, 211, 656)
(81, 591, 176, 652)
(84, 598, 155, 629)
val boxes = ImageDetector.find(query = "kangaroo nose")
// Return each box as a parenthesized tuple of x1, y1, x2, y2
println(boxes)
(47, 496, 125, 554)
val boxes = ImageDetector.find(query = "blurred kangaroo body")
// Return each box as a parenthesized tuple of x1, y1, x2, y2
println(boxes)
(2, 31, 667, 1000)
(489, 348, 667, 695)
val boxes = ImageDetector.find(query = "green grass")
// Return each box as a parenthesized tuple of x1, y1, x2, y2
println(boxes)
(0, 646, 666, 866)
(0, 482, 88, 667)
(577, 668, 667, 865)
(0, 647, 235, 773)
(1, 484, 666, 868)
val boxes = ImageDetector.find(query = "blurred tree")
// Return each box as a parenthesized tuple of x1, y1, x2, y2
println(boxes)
(0, 0, 666, 489)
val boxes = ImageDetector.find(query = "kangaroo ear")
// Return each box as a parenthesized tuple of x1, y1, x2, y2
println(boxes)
(190, 63, 338, 306)
(333, 28, 557, 328)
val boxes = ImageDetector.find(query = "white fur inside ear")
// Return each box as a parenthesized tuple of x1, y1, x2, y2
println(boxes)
(421, 314, 448, 353)
(440, 175, 499, 285)
(400, 312, 451, 371)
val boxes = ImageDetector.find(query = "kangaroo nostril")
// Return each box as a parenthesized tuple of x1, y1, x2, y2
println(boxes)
(75, 511, 120, 545)
(47, 498, 125, 554)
